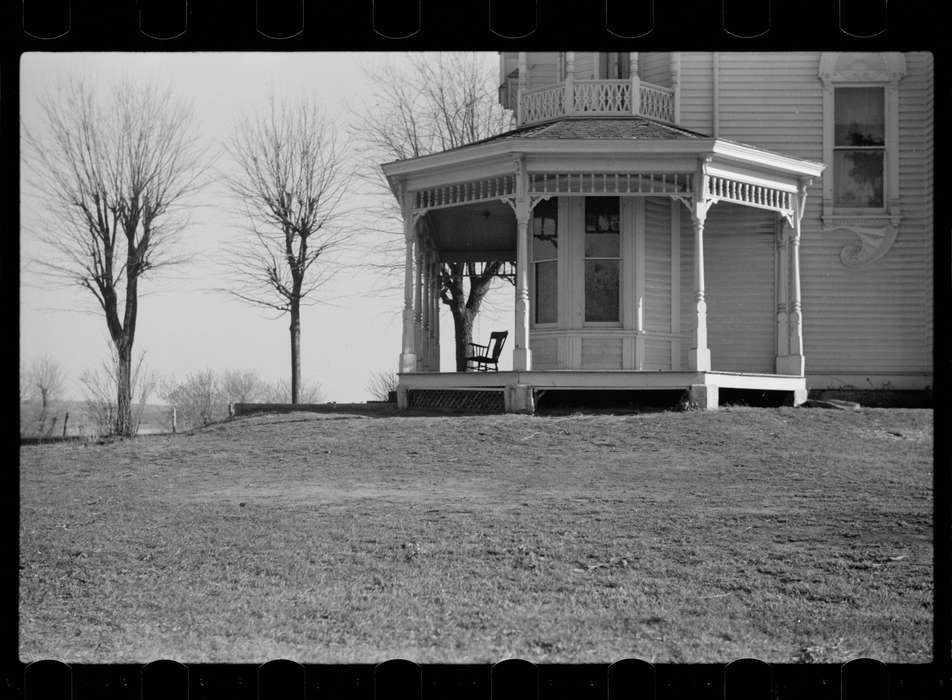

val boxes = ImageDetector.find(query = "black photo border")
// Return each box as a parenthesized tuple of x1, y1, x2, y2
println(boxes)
(2, 1, 949, 698)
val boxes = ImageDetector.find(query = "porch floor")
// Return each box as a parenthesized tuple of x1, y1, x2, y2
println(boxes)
(397, 370, 807, 412)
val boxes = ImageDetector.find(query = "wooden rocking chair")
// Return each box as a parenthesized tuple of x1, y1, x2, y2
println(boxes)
(466, 331, 508, 372)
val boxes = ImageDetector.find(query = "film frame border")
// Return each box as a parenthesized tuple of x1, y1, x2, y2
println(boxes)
(1, 1, 949, 698)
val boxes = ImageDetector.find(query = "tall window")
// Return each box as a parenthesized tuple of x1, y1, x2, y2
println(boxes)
(834, 87, 885, 208)
(584, 197, 620, 323)
(532, 198, 558, 324)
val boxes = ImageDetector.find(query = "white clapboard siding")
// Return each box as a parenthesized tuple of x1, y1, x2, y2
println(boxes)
(644, 338, 671, 371)
(532, 336, 559, 370)
(573, 52, 596, 80)
(679, 52, 714, 135)
(715, 52, 825, 160)
(529, 52, 560, 89)
(798, 53, 932, 376)
(582, 337, 623, 369)
(644, 197, 672, 334)
(680, 204, 775, 372)
(639, 53, 672, 87)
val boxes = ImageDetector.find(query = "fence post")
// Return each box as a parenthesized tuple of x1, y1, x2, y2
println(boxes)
(62, 412, 69, 437)
(171, 406, 177, 434)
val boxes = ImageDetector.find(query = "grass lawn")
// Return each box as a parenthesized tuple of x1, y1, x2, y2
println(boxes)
(19, 406, 932, 663)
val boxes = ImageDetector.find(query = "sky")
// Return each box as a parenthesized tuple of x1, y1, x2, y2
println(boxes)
(19, 52, 515, 403)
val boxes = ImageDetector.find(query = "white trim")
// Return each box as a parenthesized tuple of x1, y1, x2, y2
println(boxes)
(670, 199, 681, 370)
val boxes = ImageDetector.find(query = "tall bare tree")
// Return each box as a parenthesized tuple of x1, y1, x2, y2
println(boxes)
(22, 81, 207, 437)
(224, 98, 352, 403)
(351, 53, 514, 370)
(26, 355, 65, 412)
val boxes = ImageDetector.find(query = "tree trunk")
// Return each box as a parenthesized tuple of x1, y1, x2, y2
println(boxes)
(450, 302, 475, 371)
(115, 342, 133, 437)
(289, 302, 301, 404)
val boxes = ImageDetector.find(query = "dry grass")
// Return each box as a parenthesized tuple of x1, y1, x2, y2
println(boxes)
(19, 406, 932, 663)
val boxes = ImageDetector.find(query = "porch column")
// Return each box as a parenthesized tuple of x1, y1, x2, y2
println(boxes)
(630, 52, 641, 115)
(517, 52, 527, 124)
(775, 219, 790, 373)
(428, 256, 438, 369)
(414, 239, 424, 371)
(399, 207, 418, 374)
(670, 52, 681, 123)
(512, 157, 532, 371)
(433, 259, 441, 371)
(565, 52, 575, 115)
(687, 209, 711, 371)
(420, 249, 430, 371)
(787, 195, 805, 374)
(777, 184, 806, 376)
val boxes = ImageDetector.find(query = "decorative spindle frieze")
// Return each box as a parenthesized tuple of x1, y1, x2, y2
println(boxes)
(706, 175, 794, 217)
(527, 171, 693, 196)
(414, 175, 516, 212)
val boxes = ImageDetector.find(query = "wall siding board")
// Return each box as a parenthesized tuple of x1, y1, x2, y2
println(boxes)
(644, 198, 672, 333)
(644, 338, 671, 370)
(703, 204, 776, 373)
(639, 53, 672, 87)
(582, 337, 624, 369)
(532, 336, 559, 369)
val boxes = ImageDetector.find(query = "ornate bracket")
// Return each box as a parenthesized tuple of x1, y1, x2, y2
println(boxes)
(829, 221, 900, 268)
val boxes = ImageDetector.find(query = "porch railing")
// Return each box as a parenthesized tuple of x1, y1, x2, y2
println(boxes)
(518, 79, 676, 125)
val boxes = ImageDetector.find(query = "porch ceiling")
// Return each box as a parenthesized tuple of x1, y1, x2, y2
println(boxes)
(426, 201, 516, 262)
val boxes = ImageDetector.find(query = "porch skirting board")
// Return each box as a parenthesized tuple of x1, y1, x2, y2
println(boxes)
(397, 370, 807, 412)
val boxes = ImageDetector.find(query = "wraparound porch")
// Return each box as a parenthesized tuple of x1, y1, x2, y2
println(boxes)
(396, 369, 807, 412)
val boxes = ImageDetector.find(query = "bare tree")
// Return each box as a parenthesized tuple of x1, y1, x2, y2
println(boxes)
(22, 81, 207, 437)
(25, 355, 66, 434)
(160, 369, 224, 429)
(27, 355, 65, 412)
(366, 369, 398, 401)
(81, 347, 156, 437)
(351, 53, 514, 370)
(220, 369, 268, 405)
(261, 378, 324, 404)
(224, 98, 353, 403)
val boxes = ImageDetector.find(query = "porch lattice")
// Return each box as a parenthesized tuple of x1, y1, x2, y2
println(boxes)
(408, 389, 505, 412)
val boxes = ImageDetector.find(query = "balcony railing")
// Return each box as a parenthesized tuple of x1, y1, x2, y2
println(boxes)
(518, 78, 676, 126)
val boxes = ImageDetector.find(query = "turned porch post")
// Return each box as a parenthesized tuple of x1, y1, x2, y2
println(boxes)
(414, 236, 424, 371)
(517, 52, 528, 124)
(775, 219, 790, 372)
(564, 52, 575, 115)
(688, 162, 712, 372)
(777, 182, 807, 376)
(787, 185, 806, 374)
(630, 52, 640, 115)
(399, 189, 419, 374)
(420, 248, 431, 370)
(513, 156, 532, 371)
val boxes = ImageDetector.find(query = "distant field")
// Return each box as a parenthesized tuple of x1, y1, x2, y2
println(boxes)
(19, 400, 172, 437)
(19, 407, 932, 663)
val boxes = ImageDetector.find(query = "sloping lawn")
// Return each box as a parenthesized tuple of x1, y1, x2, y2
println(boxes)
(19, 406, 932, 663)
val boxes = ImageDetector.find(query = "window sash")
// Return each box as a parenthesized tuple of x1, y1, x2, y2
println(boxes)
(534, 261, 558, 324)
(833, 86, 886, 209)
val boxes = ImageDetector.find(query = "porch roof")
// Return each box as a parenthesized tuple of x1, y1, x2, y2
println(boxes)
(381, 116, 824, 193)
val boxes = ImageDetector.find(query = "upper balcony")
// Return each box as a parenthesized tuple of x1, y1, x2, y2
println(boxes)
(512, 77, 676, 127)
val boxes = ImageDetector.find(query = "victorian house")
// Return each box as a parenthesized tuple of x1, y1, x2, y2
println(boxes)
(381, 52, 933, 411)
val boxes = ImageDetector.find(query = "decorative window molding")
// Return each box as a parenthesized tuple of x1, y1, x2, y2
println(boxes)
(819, 52, 905, 268)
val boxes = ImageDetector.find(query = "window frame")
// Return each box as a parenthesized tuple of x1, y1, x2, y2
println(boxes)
(831, 84, 887, 212)
(819, 52, 905, 222)
(583, 196, 622, 327)
(530, 197, 559, 328)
